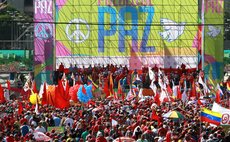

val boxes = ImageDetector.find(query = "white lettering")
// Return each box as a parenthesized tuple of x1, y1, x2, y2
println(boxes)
(47, 1, 52, 14)
(34, 0, 52, 14)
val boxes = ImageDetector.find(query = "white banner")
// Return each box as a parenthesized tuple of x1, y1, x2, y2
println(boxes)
(33, 131, 52, 141)
(212, 102, 230, 125)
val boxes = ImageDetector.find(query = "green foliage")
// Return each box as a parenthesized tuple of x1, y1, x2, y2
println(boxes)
(0, 5, 32, 22)
(224, 57, 230, 66)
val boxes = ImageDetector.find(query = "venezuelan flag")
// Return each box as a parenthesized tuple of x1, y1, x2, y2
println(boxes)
(87, 76, 98, 88)
(200, 108, 222, 125)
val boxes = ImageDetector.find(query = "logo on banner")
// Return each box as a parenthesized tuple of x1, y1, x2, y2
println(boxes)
(222, 113, 230, 124)
(65, 18, 90, 43)
(159, 18, 186, 42)
(207, 26, 221, 38)
(35, 23, 53, 40)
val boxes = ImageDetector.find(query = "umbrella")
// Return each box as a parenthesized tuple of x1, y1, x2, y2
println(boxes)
(113, 137, 135, 142)
(163, 110, 184, 119)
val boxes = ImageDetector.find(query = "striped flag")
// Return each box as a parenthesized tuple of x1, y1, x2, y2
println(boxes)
(200, 108, 222, 125)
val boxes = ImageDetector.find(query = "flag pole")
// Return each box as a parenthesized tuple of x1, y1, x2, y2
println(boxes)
(201, 0, 205, 70)
(53, 0, 56, 72)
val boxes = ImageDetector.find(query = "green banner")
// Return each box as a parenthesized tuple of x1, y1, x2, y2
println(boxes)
(204, 0, 224, 81)
(47, 126, 64, 133)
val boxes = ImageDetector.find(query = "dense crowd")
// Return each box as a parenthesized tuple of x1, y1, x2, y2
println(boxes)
(1, 95, 230, 141)
(0, 63, 229, 141)
(58, 63, 196, 90)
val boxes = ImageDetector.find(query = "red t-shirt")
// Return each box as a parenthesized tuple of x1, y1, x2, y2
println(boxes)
(166, 131, 171, 142)
(20, 118, 28, 125)
(158, 127, 167, 136)
(96, 136, 107, 142)
(59, 64, 64, 72)
(6, 136, 14, 142)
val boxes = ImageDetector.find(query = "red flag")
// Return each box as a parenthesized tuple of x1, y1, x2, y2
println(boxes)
(151, 110, 159, 121)
(32, 81, 38, 93)
(117, 79, 123, 95)
(197, 99, 204, 106)
(69, 84, 80, 102)
(167, 84, 173, 95)
(177, 86, 182, 100)
(154, 92, 160, 106)
(151, 110, 161, 125)
(117, 79, 124, 100)
(114, 92, 118, 100)
(88, 100, 96, 106)
(64, 80, 70, 100)
(56, 80, 70, 108)
(6, 80, 10, 90)
(109, 73, 114, 96)
(55, 86, 70, 109)
(42, 83, 47, 105)
(0, 84, 5, 103)
(103, 78, 110, 98)
(58, 80, 65, 96)
(190, 81, 196, 97)
(215, 89, 221, 103)
(25, 102, 30, 109)
(46, 85, 55, 106)
(18, 102, 23, 115)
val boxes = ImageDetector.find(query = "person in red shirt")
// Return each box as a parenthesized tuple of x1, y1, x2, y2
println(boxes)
(104, 125, 110, 136)
(5, 133, 14, 142)
(58, 62, 64, 73)
(158, 124, 168, 137)
(181, 63, 186, 73)
(153, 64, 158, 73)
(166, 126, 173, 142)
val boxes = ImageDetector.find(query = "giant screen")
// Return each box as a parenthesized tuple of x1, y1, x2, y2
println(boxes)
(34, 0, 199, 84)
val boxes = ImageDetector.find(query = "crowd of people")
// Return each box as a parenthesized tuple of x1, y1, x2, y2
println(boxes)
(0, 63, 229, 142)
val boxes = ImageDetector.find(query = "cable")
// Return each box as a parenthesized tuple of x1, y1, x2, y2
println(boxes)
(0, 20, 227, 26)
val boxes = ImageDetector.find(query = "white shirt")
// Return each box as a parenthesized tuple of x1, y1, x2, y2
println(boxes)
(35, 126, 46, 133)
(64, 117, 74, 128)
(4, 90, 9, 101)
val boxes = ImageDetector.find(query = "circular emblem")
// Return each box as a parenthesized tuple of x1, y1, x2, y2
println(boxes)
(35, 23, 53, 40)
(65, 18, 90, 43)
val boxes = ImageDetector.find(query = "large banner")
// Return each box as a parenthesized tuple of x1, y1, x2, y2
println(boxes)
(212, 102, 230, 125)
(55, 0, 198, 69)
(204, 0, 224, 81)
(34, 0, 54, 85)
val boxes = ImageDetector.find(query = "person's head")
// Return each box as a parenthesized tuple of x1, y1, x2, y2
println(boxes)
(154, 137, 159, 142)
(141, 134, 145, 140)
(96, 131, 103, 137)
